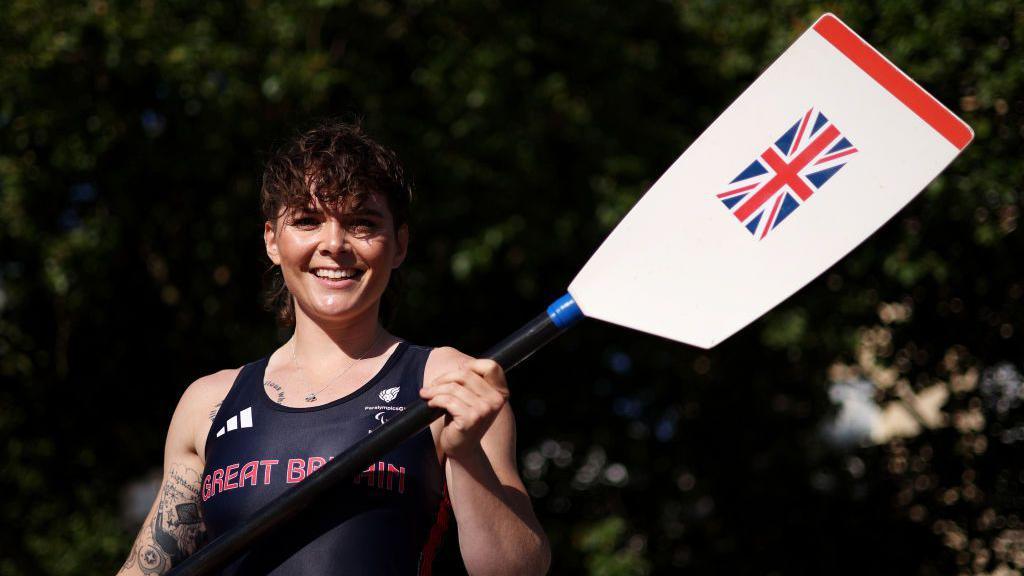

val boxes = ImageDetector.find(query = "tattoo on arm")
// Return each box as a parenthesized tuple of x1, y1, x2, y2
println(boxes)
(208, 401, 222, 422)
(124, 464, 208, 575)
(264, 380, 285, 404)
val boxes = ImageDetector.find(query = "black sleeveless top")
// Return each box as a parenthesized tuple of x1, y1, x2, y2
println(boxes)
(200, 342, 449, 575)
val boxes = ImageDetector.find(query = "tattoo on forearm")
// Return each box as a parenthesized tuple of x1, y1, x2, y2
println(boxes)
(128, 464, 207, 574)
(264, 380, 285, 404)
(208, 401, 222, 422)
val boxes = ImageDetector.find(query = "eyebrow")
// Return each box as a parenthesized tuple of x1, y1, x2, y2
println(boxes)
(348, 208, 385, 219)
(293, 204, 385, 219)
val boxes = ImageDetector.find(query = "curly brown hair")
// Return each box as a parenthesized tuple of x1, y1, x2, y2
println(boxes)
(260, 119, 412, 326)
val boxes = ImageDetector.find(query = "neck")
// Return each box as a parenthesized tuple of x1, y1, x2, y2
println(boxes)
(290, 303, 390, 370)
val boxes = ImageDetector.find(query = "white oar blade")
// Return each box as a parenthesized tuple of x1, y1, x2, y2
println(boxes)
(568, 13, 972, 349)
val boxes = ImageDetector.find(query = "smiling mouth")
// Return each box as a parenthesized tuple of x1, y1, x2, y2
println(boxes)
(311, 268, 364, 281)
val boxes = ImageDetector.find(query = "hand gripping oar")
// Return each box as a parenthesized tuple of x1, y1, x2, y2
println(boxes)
(169, 13, 972, 575)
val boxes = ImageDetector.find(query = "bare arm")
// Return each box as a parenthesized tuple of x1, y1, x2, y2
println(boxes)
(422, 348, 550, 575)
(118, 371, 234, 575)
(445, 406, 550, 575)
(117, 462, 207, 575)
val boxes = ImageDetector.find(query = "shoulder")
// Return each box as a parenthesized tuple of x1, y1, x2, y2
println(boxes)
(423, 346, 473, 382)
(168, 367, 243, 461)
(180, 368, 241, 414)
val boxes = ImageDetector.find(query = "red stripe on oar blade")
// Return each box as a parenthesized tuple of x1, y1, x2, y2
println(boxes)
(812, 14, 972, 150)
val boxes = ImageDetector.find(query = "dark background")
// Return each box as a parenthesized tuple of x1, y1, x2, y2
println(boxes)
(2, 1, 1022, 574)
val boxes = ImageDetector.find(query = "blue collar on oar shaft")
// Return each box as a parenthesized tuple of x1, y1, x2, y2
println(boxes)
(167, 293, 583, 576)
(483, 293, 582, 368)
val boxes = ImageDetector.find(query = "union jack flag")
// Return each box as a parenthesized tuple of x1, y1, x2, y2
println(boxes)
(718, 108, 858, 240)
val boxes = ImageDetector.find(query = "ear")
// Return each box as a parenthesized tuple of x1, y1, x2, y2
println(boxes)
(392, 224, 409, 269)
(264, 220, 281, 265)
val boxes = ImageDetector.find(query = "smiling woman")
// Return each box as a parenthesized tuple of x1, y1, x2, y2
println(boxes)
(263, 187, 407, 333)
(116, 121, 551, 575)
(259, 124, 412, 329)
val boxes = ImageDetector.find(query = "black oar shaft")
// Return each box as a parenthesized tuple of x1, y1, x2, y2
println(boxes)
(168, 295, 582, 576)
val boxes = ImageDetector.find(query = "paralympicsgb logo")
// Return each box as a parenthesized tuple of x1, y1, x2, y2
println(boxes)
(379, 387, 400, 403)
(718, 108, 858, 240)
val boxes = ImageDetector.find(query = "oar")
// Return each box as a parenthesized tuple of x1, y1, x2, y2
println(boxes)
(168, 13, 972, 575)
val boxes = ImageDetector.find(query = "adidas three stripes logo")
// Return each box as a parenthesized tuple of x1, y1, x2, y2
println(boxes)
(215, 406, 253, 438)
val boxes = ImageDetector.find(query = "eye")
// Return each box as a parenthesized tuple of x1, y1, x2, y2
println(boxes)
(289, 214, 322, 229)
(346, 217, 382, 237)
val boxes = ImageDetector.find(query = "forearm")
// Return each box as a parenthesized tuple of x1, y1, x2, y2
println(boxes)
(447, 446, 550, 575)
(117, 463, 207, 575)
(118, 520, 165, 576)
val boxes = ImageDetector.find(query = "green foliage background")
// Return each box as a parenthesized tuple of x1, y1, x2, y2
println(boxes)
(1, 1, 1021, 574)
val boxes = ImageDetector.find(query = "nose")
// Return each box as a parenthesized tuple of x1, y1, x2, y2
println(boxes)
(319, 217, 349, 255)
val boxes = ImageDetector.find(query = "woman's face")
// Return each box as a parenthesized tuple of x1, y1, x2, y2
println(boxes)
(264, 192, 407, 327)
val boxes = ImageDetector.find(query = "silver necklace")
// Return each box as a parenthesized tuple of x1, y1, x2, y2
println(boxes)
(291, 329, 382, 403)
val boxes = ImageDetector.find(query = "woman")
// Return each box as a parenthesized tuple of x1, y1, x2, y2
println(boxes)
(118, 121, 551, 575)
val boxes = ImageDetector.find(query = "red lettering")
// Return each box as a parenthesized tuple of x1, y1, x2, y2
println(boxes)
(354, 462, 376, 487)
(212, 468, 224, 496)
(308, 456, 327, 475)
(261, 459, 279, 484)
(386, 464, 406, 494)
(376, 461, 384, 487)
(202, 475, 212, 501)
(223, 464, 240, 490)
(240, 460, 259, 488)
(286, 458, 306, 484)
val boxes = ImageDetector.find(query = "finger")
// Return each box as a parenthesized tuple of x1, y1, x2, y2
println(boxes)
(421, 381, 486, 413)
(422, 367, 480, 390)
(420, 380, 478, 401)
(466, 359, 507, 391)
(439, 366, 505, 399)
(454, 370, 508, 412)
(424, 393, 476, 429)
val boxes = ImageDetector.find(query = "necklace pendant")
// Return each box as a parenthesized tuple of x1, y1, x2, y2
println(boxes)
(304, 393, 317, 402)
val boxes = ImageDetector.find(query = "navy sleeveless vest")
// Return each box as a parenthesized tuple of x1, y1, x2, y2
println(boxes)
(200, 342, 449, 575)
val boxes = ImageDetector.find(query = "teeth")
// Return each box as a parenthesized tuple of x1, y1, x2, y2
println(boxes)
(314, 269, 357, 279)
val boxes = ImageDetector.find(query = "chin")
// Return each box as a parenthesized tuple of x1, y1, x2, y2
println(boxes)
(310, 303, 361, 320)
(304, 296, 379, 323)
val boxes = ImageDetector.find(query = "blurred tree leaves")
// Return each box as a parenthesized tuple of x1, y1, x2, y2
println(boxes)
(1, 0, 1022, 574)
(576, 516, 650, 576)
